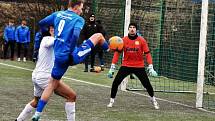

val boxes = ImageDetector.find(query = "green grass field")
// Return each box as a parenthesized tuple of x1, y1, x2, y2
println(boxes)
(0, 59, 215, 121)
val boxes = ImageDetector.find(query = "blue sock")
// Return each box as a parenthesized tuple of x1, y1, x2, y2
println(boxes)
(101, 41, 109, 51)
(36, 99, 47, 112)
(85, 39, 94, 49)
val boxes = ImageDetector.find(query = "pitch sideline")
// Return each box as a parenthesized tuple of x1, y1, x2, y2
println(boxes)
(0, 62, 214, 114)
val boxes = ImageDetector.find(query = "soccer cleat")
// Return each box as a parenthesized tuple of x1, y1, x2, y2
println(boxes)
(23, 57, 26, 62)
(107, 98, 114, 108)
(151, 99, 160, 110)
(101, 65, 104, 71)
(84, 68, 88, 72)
(32, 114, 40, 121)
(107, 102, 113, 108)
(90, 68, 95, 72)
(17, 58, 21, 62)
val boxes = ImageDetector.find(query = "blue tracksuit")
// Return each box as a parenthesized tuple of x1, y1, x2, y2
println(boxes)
(15, 25, 30, 43)
(39, 10, 95, 80)
(3, 25, 16, 42)
(32, 31, 42, 62)
(34, 32, 42, 50)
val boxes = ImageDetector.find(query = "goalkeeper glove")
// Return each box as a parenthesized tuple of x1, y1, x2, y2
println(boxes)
(107, 64, 115, 78)
(147, 64, 158, 77)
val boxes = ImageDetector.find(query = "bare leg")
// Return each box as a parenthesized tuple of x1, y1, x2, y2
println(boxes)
(32, 78, 60, 121)
(30, 97, 40, 108)
(54, 81, 76, 121)
(54, 81, 76, 102)
(40, 77, 59, 101)
(89, 33, 106, 46)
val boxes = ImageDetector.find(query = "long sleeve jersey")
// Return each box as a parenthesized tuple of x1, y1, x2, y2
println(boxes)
(39, 10, 85, 55)
(15, 25, 30, 43)
(112, 36, 153, 68)
(32, 36, 55, 74)
(34, 32, 42, 50)
(3, 25, 16, 42)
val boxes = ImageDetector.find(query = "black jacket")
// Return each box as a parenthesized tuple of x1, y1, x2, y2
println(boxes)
(78, 21, 105, 46)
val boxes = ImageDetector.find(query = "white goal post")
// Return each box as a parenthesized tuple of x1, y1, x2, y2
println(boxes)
(196, 0, 209, 108)
(120, 0, 131, 91)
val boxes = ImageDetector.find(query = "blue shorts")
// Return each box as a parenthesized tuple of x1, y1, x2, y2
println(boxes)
(51, 39, 94, 80)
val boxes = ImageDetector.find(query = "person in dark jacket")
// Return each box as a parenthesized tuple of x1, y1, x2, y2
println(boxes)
(3, 19, 16, 60)
(80, 13, 106, 72)
(15, 20, 30, 62)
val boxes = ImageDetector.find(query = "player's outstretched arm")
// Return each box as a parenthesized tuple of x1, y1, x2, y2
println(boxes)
(142, 38, 158, 77)
(145, 51, 158, 77)
(107, 51, 121, 78)
(39, 13, 55, 27)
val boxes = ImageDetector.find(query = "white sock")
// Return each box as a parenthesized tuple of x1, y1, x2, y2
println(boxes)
(34, 111, 42, 116)
(150, 96, 156, 101)
(110, 98, 115, 103)
(17, 103, 35, 121)
(65, 102, 75, 121)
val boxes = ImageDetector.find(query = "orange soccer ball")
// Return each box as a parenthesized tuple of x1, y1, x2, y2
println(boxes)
(108, 36, 124, 51)
(94, 66, 102, 73)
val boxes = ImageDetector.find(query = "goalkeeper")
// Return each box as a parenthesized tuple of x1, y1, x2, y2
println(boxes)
(107, 23, 159, 109)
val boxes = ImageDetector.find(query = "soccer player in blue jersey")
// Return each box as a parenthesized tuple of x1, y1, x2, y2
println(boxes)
(32, 0, 109, 121)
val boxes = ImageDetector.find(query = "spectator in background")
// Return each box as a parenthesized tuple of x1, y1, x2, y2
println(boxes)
(95, 19, 106, 71)
(3, 19, 16, 60)
(80, 13, 106, 72)
(15, 20, 30, 62)
(33, 30, 42, 62)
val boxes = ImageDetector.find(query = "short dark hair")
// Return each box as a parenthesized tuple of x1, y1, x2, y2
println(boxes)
(9, 19, 14, 23)
(68, 0, 84, 8)
(129, 23, 138, 29)
(42, 26, 54, 37)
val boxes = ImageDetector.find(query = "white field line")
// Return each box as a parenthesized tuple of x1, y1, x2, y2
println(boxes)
(0, 62, 214, 114)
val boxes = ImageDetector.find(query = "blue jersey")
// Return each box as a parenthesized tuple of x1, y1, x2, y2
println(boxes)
(15, 25, 31, 43)
(34, 32, 42, 50)
(3, 25, 16, 42)
(39, 10, 85, 55)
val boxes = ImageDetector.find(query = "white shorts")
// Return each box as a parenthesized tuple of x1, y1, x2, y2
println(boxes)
(32, 72, 50, 97)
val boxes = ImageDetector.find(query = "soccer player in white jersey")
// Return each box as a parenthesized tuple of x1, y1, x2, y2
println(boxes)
(15, 26, 55, 121)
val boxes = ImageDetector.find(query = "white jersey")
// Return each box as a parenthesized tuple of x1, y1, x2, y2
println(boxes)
(32, 36, 55, 75)
(32, 36, 55, 97)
